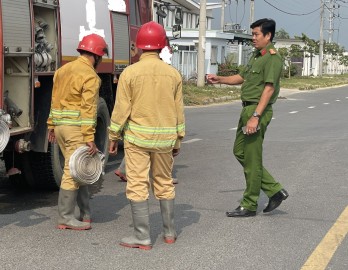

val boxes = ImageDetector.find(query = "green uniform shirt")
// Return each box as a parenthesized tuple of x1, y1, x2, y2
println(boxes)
(239, 43, 283, 104)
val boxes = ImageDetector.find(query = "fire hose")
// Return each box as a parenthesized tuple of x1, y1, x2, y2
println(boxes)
(0, 119, 10, 153)
(69, 146, 105, 185)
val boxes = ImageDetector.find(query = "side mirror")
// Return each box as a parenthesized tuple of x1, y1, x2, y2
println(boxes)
(174, 7, 183, 25)
(172, 25, 181, 39)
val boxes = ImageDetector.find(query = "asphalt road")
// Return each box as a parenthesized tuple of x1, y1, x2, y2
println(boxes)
(1, 86, 348, 270)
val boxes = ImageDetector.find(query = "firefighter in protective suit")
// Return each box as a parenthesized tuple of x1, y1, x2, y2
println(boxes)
(109, 21, 185, 250)
(47, 34, 108, 230)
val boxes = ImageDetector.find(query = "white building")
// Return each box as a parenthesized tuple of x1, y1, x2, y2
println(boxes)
(274, 38, 348, 76)
(153, 0, 252, 80)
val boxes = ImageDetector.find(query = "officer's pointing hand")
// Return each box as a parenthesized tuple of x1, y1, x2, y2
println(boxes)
(206, 74, 219, 84)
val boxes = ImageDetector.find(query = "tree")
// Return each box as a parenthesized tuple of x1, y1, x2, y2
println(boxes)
(278, 44, 303, 78)
(275, 28, 290, 39)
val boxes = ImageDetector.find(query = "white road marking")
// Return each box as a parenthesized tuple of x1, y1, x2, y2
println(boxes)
(323, 103, 330, 105)
(289, 111, 298, 114)
(308, 106, 315, 109)
(272, 117, 276, 120)
(229, 127, 237, 131)
(335, 99, 341, 102)
(182, 138, 202, 144)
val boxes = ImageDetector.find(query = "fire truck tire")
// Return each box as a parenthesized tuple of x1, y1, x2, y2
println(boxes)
(21, 146, 61, 190)
(50, 97, 110, 188)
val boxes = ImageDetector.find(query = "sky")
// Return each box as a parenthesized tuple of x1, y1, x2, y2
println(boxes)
(206, 0, 348, 50)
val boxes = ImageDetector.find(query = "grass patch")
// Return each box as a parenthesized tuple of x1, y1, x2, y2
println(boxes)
(280, 74, 348, 90)
(182, 74, 348, 106)
(183, 82, 241, 106)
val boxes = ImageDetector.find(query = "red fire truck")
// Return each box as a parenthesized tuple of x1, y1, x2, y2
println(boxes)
(0, 0, 181, 189)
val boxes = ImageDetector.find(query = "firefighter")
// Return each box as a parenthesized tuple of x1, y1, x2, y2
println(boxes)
(108, 21, 185, 250)
(47, 33, 108, 230)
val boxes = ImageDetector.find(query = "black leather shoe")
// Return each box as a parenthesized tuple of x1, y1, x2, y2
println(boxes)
(226, 206, 256, 217)
(263, 189, 289, 213)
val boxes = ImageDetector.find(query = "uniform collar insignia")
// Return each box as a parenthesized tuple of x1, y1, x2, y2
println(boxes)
(260, 49, 267, 56)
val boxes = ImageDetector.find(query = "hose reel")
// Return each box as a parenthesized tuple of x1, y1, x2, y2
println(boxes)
(69, 146, 105, 185)
(0, 120, 10, 153)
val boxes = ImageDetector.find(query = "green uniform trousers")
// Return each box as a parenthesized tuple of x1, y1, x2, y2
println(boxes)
(55, 125, 85, 191)
(233, 104, 283, 211)
(124, 143, 175, 202)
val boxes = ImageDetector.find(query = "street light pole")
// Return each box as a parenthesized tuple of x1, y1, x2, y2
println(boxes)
(319, 0, 324, 76)
(249, 0, 255, 33)
(221, 0, 225, 31)
(197, 0, 207, 87)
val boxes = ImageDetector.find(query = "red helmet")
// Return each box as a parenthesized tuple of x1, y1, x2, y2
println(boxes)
(136, 21, 167, 50)
(77, 34, 108, 56)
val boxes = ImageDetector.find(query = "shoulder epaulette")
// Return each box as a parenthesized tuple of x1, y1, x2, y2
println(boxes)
(269, 49, 277, 55)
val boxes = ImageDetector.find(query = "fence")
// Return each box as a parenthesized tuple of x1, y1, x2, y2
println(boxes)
(171, 50, 198, 80)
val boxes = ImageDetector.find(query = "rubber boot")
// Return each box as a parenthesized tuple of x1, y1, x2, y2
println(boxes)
(57, 189, 91, 230)
(120, 200, 152, 250)
(160, 199, 176, 244)
(77, 186, 91, 223)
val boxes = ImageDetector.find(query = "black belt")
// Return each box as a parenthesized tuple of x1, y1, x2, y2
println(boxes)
(242, 101, 258, 107)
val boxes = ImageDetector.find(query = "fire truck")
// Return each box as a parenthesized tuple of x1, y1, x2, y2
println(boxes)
(0, 0, 181, 189)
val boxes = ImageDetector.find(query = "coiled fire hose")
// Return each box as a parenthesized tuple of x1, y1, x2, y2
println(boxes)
(0, 120, 10, 153)
(69, 146, 105, 185)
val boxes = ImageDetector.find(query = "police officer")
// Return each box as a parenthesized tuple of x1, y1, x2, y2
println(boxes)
(207, 18, 288, 217)
(108, 22, 185, 250)
(47, 34, 108, 229)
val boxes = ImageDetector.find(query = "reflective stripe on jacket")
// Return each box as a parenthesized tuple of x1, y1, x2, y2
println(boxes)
(108, 52, 185, 151)
(47, 56, 101, 142)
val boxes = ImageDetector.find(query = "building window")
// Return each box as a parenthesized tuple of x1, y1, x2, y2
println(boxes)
(211, 46, 218, 65)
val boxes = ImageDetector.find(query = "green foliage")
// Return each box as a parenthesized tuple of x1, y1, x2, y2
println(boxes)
(275, 28, 290, 39)
(217, 54, 245, 76)
(283, 64, 298, 78)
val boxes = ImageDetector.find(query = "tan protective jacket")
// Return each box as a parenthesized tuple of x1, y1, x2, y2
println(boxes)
(109, 52, 185, 152)
(47, 56, 101, 142)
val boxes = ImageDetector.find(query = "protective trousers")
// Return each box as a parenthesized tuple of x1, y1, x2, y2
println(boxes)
(124, 143, 175, 201)
(233, 105, 283, 211)
(54, 125, 85, 190)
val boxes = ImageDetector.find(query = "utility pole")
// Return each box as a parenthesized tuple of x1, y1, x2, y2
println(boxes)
(197, 0, 206, 87)
(221, 0, 225, 31)
(319, 0, 324, 76)
(249, 0, 255, 33)
(328, 0, 333, 43)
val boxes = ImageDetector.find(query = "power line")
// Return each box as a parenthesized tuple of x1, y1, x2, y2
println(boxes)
(263, 0, 321, 16)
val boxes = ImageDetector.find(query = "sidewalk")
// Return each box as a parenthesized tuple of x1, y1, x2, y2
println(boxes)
(279, 88, 301, 98)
